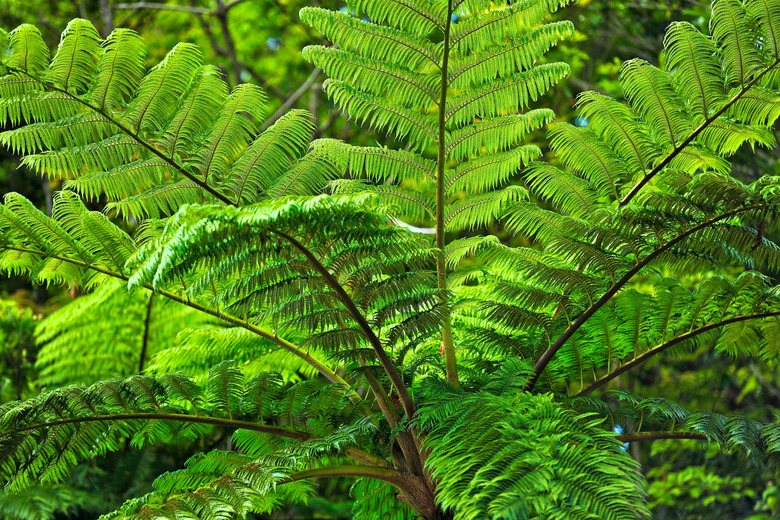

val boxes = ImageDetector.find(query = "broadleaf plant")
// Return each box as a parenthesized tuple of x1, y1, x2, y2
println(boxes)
(0, 0, 780, 518)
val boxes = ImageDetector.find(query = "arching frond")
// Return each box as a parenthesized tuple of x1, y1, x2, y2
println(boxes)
(419, 391, 649, 520)
(0, 21, 333, 219)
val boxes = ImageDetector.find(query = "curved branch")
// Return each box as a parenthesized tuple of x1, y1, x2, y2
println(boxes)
(525, 203, 776, 391)
(0, 412, 387, 467)
(10, 67, 234, 206)
(290, 464, 403, 485)
(1, 245, 357, 400)
(270, 230, 416, 420)
(0, 412, 311, 441)
(617, 431, 706, 443)
(137, 292, 155, 373)
(577, 311, 780, 396)
(267, 231, 427, 480)
(619, 57, 780, 206)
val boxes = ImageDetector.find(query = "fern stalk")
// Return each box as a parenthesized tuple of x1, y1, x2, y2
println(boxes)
(270, 229, 416, 418)
(577, 310, 780, 396)
(525, 203, 779, 391)
(0, 413, 312, 441)
(619, 56, 780, 206)
(436, 0, 458, 387)
(137, 293, 154, 373)
(616, 432, 707, 442)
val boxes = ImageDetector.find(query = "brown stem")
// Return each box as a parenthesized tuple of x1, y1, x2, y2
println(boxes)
(290, 464, 403, 485)
(137, 292, 154, 373)
(1, 413, 311, 441)
(617, 431, 706, 442)
(525, 203, 775, 391)
(619, 57, 780, 207)
(270, 230, 416, 420)
(577, 311, 780, 396)
(267, 231, 426, 478)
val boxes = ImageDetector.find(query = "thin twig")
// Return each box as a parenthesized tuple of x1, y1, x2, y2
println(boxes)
(260, 68, 322, 131)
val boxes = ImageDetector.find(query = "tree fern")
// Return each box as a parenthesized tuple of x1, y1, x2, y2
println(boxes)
(2, 2, 780, 519)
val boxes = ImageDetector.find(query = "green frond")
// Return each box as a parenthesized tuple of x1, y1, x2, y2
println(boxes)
(548, 123, 631, 200)
(327, 141, 436, 185)
(35, 281, 208, 386)
(727, 85, 780, 125)
(444, 185, 526, 232)
(450, 0, 574, 54)
(574, 91, 657, 174)
(663, 21, 726, 117)
(572, 392, 780, 468)
(104, 449, 314, 520)
(331, 180, 435, 222)
(711, 0, 764, 84)
(0, 191, 137, 285)
(445, 63, 570, 127)
(747, 0, 780, 60)
(444, 235, 499, 269)
(696, 118, 774, 155)
(619, 59, 691, 145)
(0, 485, 89, 520)
(351, 478, 415, 520)
(522, 163, 600, 217)
(5, 24, 49, 74)
(152, 327, 316, 381)
(44, 19, 101, 94)
(445, 145, 540, 196)
(502, 201, 583, 241)
(89, 29, 146, 110)
(189, 83, 268, 184)
(223, 110, 315, 203)
(323, 79, 438, 150)
(347, 0, 447, 36)
(158, 65, 228, 156)
(445, 110, 554, 161)
(125, 42, 203, 134)
(420, 391, 649, 520)
(265, 142, 341, 198)
(0, 367, 362, 493)
(299, 8, 442, 68)
(448, 21, 574, 89)
(302, 46, 439, 108)
(0, 25, 332, 220)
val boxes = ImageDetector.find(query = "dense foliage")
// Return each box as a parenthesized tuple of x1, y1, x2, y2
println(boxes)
(0, 0, 780, 518)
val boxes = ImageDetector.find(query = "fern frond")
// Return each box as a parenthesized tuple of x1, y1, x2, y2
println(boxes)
(420, 391, 649, 520)
(44, 19, 101, 94)
(445, 63, 570, 127)
(450, 0, 573, 54)
(448, 21, 574, 89)
(0, 22, 333, 219)
(711, 0, 764, 84)
(299, 8, 442, 68)
(444, 185, 526, 232)
(664, 22, 726, 117)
